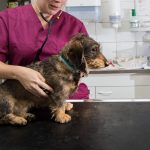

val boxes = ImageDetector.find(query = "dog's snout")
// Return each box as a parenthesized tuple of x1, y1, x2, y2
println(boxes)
(101, 56, 109, 67)
(97, 54, 109, 67)
(86, 52, 109, 69)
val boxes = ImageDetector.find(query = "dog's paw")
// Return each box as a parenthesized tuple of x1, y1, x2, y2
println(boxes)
(65, 103, 73, 111)
(10, 117, 27, 126)
(55, 113, 71, 123)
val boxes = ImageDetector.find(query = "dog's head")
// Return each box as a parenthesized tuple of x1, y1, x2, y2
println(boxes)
(61, 33, 108, 75)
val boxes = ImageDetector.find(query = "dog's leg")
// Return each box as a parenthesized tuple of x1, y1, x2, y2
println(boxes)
(64, 103, 73, 111)
(0, 113, 27, 125)
(51, 105, 71, 123)
(0, 96, 27, 125)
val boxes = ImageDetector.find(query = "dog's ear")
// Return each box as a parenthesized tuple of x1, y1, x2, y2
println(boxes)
(68, 40, 88, 75)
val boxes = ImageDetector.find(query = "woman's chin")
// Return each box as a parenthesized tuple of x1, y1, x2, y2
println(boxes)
(48, 9, 60, 16)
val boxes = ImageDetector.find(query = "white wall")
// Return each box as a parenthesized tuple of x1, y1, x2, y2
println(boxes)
(83, 0, 150, 65)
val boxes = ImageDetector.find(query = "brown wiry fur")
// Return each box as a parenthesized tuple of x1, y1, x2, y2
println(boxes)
(0, 33, 108, 125)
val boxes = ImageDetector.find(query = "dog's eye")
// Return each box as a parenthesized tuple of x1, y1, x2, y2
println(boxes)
(92, 47, 98, 52)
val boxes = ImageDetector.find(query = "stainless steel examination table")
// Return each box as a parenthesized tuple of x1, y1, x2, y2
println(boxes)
(0, 102, 150, 150)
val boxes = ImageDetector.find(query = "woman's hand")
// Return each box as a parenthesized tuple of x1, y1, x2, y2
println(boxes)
(14, 66, 53, 97)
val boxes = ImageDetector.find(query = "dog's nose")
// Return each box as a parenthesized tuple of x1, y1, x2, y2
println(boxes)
(97, 54, 109, 68)
(105, 61, 109, 67)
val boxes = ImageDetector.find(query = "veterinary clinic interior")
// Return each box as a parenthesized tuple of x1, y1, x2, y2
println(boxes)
(1, 0, 150, 150)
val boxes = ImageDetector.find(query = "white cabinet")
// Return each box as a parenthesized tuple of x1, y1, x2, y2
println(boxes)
(65, 0, 101, 22)
(81, 73, 150, 99)
(66, 0, 101, 6)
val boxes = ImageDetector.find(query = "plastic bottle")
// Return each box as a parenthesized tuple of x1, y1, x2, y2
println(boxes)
(130, 9, 140, 28)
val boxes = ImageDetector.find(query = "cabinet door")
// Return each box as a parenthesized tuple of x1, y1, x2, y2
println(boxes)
(135, 86, 150, 99)
(96, 86, 134, 99)
(88, 86, 96, 99)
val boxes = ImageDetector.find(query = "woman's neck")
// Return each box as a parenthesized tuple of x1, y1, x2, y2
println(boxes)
(32, 0, 52, 22)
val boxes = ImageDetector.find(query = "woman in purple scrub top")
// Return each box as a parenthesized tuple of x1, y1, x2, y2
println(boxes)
(0, 0, 89, 99)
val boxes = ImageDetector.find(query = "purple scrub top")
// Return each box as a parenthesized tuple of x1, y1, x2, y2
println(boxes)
(0, 4, 89, 99)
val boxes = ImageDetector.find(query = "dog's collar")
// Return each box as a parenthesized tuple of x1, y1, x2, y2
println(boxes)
(59, 54, 80, 73)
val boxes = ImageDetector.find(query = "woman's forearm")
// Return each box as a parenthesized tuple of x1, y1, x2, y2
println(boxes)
(0, 61, 52, 97)
(0, 61, 21, 80)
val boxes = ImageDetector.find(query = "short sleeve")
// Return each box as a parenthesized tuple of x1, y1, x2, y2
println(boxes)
(79, 22, 88, 36)
(0, 12, 8, 62)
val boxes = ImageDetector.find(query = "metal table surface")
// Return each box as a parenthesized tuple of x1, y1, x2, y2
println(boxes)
(0, 102, 150, 150)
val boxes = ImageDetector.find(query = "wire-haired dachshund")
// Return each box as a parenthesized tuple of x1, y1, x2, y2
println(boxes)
(0, 33, 108, 125)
